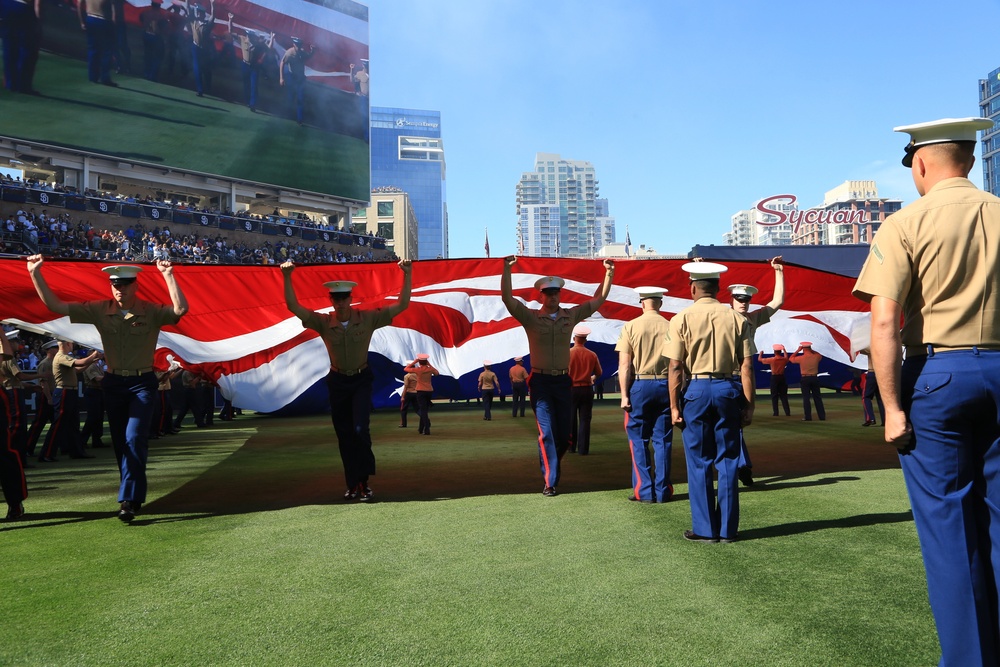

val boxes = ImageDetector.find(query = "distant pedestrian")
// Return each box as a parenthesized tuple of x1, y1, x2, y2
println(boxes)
(477, 361, 498, 421)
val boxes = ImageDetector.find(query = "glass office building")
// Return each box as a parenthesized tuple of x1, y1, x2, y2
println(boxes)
(980, 67, 1000, 197)
(370, 108, 447, 259)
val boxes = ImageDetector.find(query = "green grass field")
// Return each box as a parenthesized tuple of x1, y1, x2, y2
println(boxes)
(0, 393, 939, 666)
(2, 50, 368, 201)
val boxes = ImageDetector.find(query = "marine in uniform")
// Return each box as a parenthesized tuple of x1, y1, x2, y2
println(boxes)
(790, 342, 825, 420)
(399, 369, 418, 428)
(282, 259, 412, 501)
(79, 354, 106, 448)
(25, 340, 57, 456)
(508, 357, 529, 417)
(0, 328, 26, 520)
(78, 0, 117, 86)
(404, 354, 438, 435)
(477, 361, 499, 421)
(666, 262, 754, 543)
(501, 256, 614, 496)
(0, 330, 40, 462)
(853, 116, 1000, 666)
(185, 0, 215, 96)
(758, 344, 791, 416)
(856, 348, 885, 427)
(727, 262, 784, 486)
(27, 257, 188, 523)
(568, 326, 601, 455)
(616, 286, 672, 503)
(279, 37, 314, 125)
(39, 341, 101, 461)
(0, 0, 42, 94)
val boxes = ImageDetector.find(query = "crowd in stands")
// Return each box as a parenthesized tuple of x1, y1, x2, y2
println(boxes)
(0, 174, 395, 264)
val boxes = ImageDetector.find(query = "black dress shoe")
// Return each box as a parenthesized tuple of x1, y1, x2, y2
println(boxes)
(628, 495, 653, 504)
(738, 466, 755, 487)
(5, 503, 24, 521)
(683, 530, 719, 543)
(118, 501, 136, 523)
(542, 486, 558, 497)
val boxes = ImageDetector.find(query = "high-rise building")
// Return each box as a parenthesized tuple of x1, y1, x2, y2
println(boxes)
(516, 153, 605, 257)
(595, 198, 616, 250)
(370, 108, 447, 259)
(792, 181, 900, 246)
(351, 189, 419, 259)
(979, 67, 1000, 197)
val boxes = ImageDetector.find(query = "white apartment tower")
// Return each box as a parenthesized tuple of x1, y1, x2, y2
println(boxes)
(516, 153, 605, 257)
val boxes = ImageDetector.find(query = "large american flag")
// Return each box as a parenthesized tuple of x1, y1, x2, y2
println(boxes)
(0, 257, 869, 414)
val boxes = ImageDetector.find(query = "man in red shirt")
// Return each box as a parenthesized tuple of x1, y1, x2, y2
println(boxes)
(568, 326, 601, 455)
(758, 344, 791, 416)
(790, 342, 825, 421)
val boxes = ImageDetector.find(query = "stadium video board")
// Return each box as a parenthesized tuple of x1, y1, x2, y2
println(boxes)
(2, 0, 370, 202)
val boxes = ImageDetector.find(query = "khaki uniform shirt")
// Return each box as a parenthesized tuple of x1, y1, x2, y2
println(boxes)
(665, 297, 751, 375)
(478, 370, 498, 391)
(615, 310, 671, 377)
(569, 346, 601, 387)
(82, 362, 104, 388)
(69, 299, 179, 372)
(301, 308, 393, 372)
(0, 358, 23, 389)
(853, 177, 1000, 356)
(509, 364, 529, 383)
(402, 373, 417, 394)
(742, 307, 774, 356)
(52, 352, 79, 389)
(505, 300, 596, 371)
(37, 355, 54, 400)
(790, 349, 822, 375)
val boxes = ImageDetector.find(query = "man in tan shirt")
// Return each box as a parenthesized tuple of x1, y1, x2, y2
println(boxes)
(616, 286, 672, 503)
(508, 356, 529, 418)
(25, 340, 57, 457)
(399, 369, 418, 428)
(28, 257, 188, 523)
(477, 361, 499, 421)
(853, 116, 999, 665)
(667, 262, 753, 543)
(568, 326, 601, 455)
(282, 259, 411, 502)
(0, 327, 27, 520)
(789, 342, 824, 421)
(38, 341, 101, 462)
(501, 256, 614, 496)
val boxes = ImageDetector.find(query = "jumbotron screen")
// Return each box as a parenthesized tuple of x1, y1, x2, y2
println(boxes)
(2, 0, 370, 202)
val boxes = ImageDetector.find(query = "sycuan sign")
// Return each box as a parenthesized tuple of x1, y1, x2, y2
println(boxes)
(754, 194, 870, 233)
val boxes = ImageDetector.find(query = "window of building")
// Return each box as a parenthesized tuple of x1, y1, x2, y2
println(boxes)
(377, 201, 394, 217)
(353, 207, 367, 218)
(377, 222, 394, 239)
(351, 222, 367, 235)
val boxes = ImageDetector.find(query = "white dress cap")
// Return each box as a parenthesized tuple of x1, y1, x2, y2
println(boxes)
(534, 276, 566, 291)
(681, 261, 728, 281)
(634, 286, 667, 300)
(728, 284, 759, 297)
(894, 117, 994, 167)
(573, 325, 591, 337)
(102, 265, 143, 282)
(323, 280, 358, 294)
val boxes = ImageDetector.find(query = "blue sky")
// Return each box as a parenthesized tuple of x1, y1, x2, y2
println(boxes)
(366, 0, 1000, 259)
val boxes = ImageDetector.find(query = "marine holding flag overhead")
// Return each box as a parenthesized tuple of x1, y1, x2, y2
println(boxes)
(501, 256, 614, 497)
(853, 116, 1000, 667)
(27, 257, 188, 523)
(282, 259, 412, 502)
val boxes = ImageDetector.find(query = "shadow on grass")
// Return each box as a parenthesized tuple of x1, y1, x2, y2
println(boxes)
(739, 510, 914, 541)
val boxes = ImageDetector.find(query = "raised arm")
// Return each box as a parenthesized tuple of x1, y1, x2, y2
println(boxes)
(582, 259, 615, 311)
(26, 255, 70, 316)
(385, 259, 412, 318)
(157, 260, 188, 318)
(0, 328, 12, 358)
(766, 256, 785, 311)
(280, 261, 313, 320)
(739, 355, 755, 426)
(500, 255, 518, 312)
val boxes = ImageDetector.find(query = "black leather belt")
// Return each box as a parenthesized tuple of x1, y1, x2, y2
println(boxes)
(331, 363, 368, 376)
(532, 368, 568, 376)
(107, 367, 153, 377)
